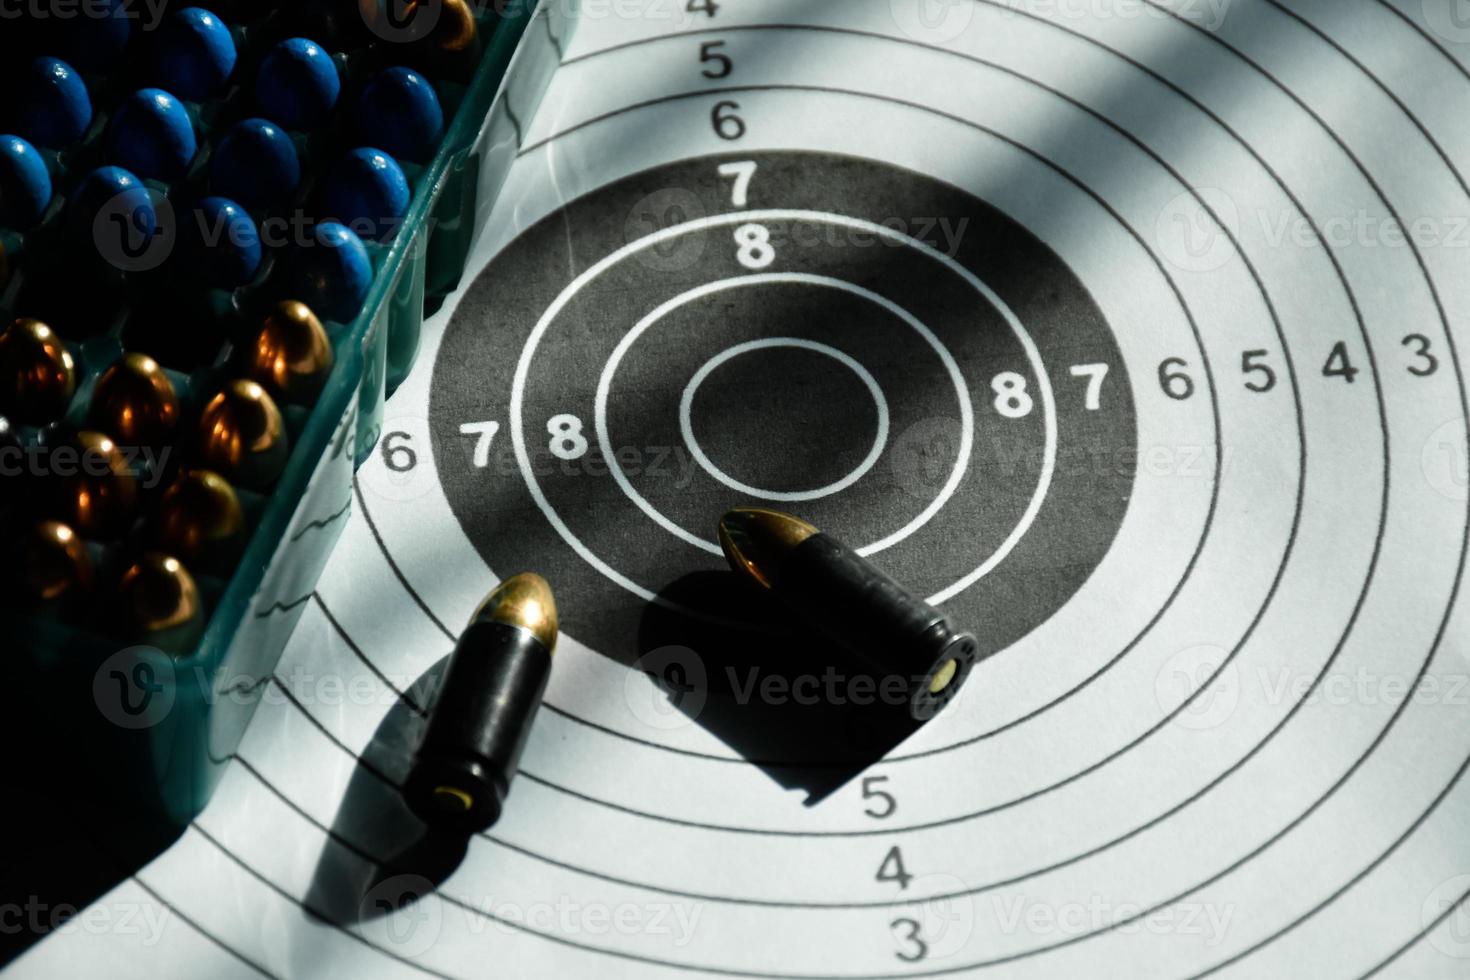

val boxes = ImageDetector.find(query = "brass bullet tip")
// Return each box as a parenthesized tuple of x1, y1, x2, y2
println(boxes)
(89, 353, 180, 447)
(61, 430, 139, 539)
(437, 0, 477, 51)
(248, 300, 334, 401)
(21, 520, 93, 601)
(197, 379, 289, 489)
(119, 552, 201, 637)
(717, 508, 819, 590)
(0, 317, 76, 425)
(154, 469, 245, 562)
(473, 572, 558, 652)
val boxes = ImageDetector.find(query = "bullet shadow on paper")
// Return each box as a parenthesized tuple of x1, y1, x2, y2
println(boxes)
(639, 571, 921, 805)
(304, 657, 468, 928)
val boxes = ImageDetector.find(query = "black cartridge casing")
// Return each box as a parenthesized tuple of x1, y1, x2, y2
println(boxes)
(773, 533, 979, 721)
(406, 620, 553, 834)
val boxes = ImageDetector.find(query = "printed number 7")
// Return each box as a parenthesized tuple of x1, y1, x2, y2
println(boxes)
(460, 421, 501, 468)
(718, 161, 757, 207)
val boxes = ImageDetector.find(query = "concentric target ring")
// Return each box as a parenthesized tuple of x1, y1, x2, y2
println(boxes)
(516, 213, 1056, 600)
(100, 3, 1470, 975)
(377, 84, 1236, 767)
(591, 269, 979, 561)
(678, 337, 891, 503)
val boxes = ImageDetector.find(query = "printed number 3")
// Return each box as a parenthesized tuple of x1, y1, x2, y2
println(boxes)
(892, 918, 928, 962)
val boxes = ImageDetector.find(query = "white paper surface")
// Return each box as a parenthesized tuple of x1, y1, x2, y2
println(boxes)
(16, 1, 1470, 976)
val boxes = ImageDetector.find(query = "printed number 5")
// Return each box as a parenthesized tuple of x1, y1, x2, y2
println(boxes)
(862, 776, 897, 819)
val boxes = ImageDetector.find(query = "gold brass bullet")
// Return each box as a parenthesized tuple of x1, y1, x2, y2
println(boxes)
(718, 508, 980, 721)
(406, 573, 559, 832)
(0, 318, 76, 425)
(437, 0, 477, 51)
(246, 300, 333, 402)
(20, 520, 93, 602)
(718, 508, 819, 590)
(153, 469, 245, 566)
(88, 353, 180, 447)
(197, 379, 289, 489)
(59, 430, 139, 539)
(117, 552, 202, 649)
(470, 570, 559, 650)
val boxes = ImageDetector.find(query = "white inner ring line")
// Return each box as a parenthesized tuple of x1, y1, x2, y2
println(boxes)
(600, 274, 967, 557)
(680, 337, 891, 505)
(511, 209, 1058, 606)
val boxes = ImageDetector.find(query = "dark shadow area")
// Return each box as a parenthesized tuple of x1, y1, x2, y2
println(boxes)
(304, 657, 468, 927)
(639, 571, 921, 804)
(0, 698, 184, 967)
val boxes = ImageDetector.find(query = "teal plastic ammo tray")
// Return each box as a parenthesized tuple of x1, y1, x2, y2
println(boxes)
(4, 0, 573, 835)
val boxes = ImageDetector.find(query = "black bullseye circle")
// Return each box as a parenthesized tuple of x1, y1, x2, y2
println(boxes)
(431, 151, 1138, 696)
(683, 339, 886, 500)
